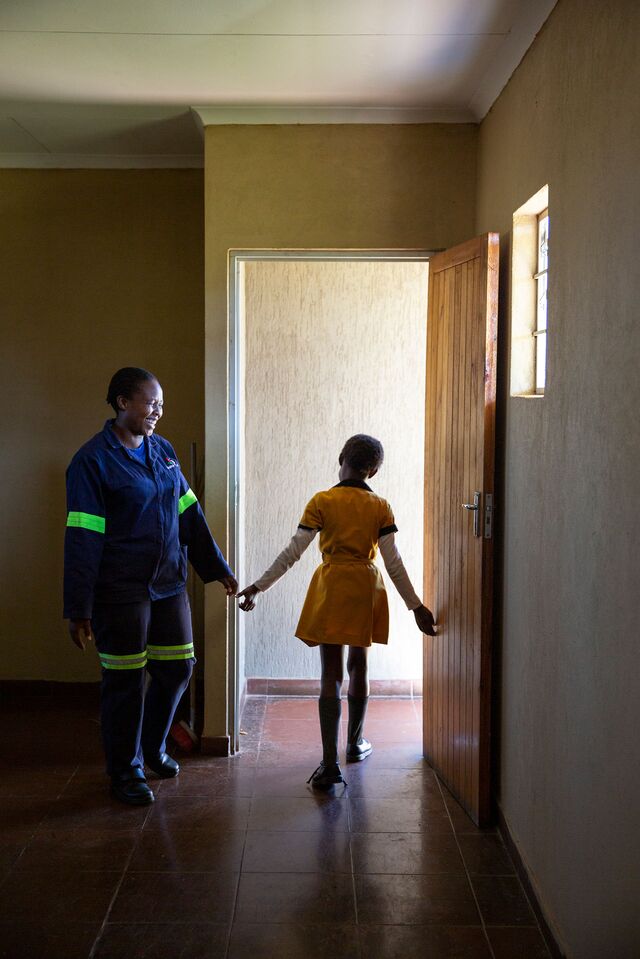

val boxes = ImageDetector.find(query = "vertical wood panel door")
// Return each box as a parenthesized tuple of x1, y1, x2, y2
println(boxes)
(423, 233, 499, 827)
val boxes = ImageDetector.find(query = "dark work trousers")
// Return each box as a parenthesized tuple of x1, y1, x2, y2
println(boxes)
(91, 591, 195, 778)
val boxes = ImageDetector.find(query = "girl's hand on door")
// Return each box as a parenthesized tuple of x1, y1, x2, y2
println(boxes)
(414, 605, 436, 636)
(237, 584, 260, 612)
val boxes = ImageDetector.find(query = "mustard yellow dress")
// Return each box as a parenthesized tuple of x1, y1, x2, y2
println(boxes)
(295, 479, 398, 648)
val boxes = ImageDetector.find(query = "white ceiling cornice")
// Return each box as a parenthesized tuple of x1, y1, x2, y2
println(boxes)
(0, 153, 203, 169)
(468, 0, 557, 118)
(191, 106, 476, 127)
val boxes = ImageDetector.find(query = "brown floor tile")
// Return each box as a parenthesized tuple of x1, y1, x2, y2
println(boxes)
(262, 718, 327, 745)
(109, 871, 238, 923)
(0, 796, 52, 841)
(248, 796, 349, 832)
(487, 925, 552, 958)
(225, 745, 261, 766)
(348, 742, 426, 769)
(256, 741, 328, 767)
(359, 700, 420, 720)
(472, 877, 537, 926)
(359, 924, 492, 958)
(129, 827, 246, 872)
(346, 766, 443, 803)
(457, 834, 516, 876)
(228, 922, 360, 959)
(146, 795, 251, 832)
(439, 786, 497, 835)
(0, 764, 78, 798)
(349, 797, 453, 834)
(156, 764, 256, 798)
(40, 793, 152, 831)
(93, 922, 230, 958)
(264, 698, 319, 720)
(356, 720, 422, 744)
(253, 766, 331, 798)
(57, 764, 109, 798)
(0, 842, 26, 872)
(16, 827, 138, 871)
(0, 921, 100, 959)
(243, 830, 352, 873)
(0, 869, 121, 922)
(351, 831, 465, 875)
(236, 872, 355, 924)
(355, 874, 479, 925)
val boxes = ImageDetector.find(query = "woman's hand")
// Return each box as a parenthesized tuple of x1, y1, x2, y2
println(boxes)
(237, 585, 260, 612)
(413, 605, 436, 636)
(69, 618, 93, 650)
(219, 575, 238, 596)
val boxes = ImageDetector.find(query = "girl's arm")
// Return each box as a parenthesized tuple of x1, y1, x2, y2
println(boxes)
(238, 527, 317, 611)
(378, 533, 436, 635)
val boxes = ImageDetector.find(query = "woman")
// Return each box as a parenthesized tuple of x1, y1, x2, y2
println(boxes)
(64, 367, 237, 805)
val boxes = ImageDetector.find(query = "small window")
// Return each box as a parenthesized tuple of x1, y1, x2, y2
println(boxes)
(534, 210, 549, 392)
(510, 186, 549, 397)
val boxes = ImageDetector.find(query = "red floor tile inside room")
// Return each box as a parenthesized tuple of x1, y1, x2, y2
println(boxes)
(0, 690, 551, 958)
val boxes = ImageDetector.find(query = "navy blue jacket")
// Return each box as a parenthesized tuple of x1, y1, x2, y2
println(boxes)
(64, 421, 233, 619)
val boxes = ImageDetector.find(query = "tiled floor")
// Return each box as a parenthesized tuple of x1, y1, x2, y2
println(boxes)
(0, 690, 551, 958)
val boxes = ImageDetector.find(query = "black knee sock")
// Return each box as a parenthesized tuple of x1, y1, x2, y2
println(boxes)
(347, 694, 369, 746)
(318, 696, 341, 766)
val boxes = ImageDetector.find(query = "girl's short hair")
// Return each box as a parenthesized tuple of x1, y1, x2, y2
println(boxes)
(339, 434, 384, 478)
(106, 367, 156, 413)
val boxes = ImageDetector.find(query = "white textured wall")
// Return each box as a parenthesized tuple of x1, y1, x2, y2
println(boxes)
(242, 259, 427, 680)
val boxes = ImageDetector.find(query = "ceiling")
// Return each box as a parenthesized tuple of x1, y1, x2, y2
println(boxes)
(0, 0, 557, 167)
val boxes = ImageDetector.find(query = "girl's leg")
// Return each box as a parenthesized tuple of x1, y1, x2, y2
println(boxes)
(318, 644, 344, 767)
(346, 645, 372, 761)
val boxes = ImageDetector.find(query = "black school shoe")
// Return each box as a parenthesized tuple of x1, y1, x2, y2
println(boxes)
(111, 769, 154, 806)
(346, 738, 373, 762)
(145, 753, 180, 778)
(307, 762, 347, 790)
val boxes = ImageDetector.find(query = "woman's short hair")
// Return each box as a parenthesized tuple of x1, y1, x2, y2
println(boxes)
(339, 434, 384, 478)
(106, 367, 156, 414)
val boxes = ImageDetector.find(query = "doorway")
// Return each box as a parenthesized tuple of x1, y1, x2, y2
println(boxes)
(228, 251, 433, 751)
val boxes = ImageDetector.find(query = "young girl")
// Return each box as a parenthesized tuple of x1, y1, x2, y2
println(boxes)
(237, 434, 436, 789)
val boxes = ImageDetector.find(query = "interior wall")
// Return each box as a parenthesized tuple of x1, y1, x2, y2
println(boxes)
(204, 122, 477, 735)
(242, 259, 427, 680)
(0, 169, 205, 681)
(476, 1, 640, 956)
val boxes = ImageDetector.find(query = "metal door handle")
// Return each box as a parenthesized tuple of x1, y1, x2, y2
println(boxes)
(461, 491, 481, 537)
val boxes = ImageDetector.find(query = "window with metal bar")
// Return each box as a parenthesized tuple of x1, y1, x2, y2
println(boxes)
(534, 209, 549, 393)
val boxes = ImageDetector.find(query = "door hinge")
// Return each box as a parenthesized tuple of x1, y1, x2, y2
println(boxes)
(484, 494, 493, 539)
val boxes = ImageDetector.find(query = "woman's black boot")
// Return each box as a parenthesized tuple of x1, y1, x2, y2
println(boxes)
(308, 697, 345, 789)
(346, 694, 372, 762)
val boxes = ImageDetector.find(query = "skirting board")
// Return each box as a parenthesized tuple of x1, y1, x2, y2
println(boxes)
(246, 678, 423, 697)
(496, 803, 566, 959)
(200, 735, 231, 757)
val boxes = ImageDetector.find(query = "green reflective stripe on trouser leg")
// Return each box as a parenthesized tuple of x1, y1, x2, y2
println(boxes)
(147, 643, 195, 661)
(99, 651, 147, 670)
(67, 511, 106, 534)
(178, 488, 197, 515)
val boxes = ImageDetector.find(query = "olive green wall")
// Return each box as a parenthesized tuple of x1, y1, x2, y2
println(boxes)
(0, 169, 205, 681)
(476, 1, 640, 956)
(203, 123, 478, 737)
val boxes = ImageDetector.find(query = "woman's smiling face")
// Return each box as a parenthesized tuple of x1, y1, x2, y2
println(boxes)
(118, 378, 164, 436)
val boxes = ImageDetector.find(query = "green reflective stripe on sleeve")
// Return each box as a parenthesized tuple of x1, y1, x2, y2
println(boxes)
(178, 488, 197, 515)
(147, 643, 195, 661)
(99, 651, 147, 670)
(67, 511, 106, 534)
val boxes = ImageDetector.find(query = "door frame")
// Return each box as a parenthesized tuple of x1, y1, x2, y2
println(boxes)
(226, 248, 436, 752)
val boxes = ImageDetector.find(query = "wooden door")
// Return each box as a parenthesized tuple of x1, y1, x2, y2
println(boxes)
(423, 233, 499, 827)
